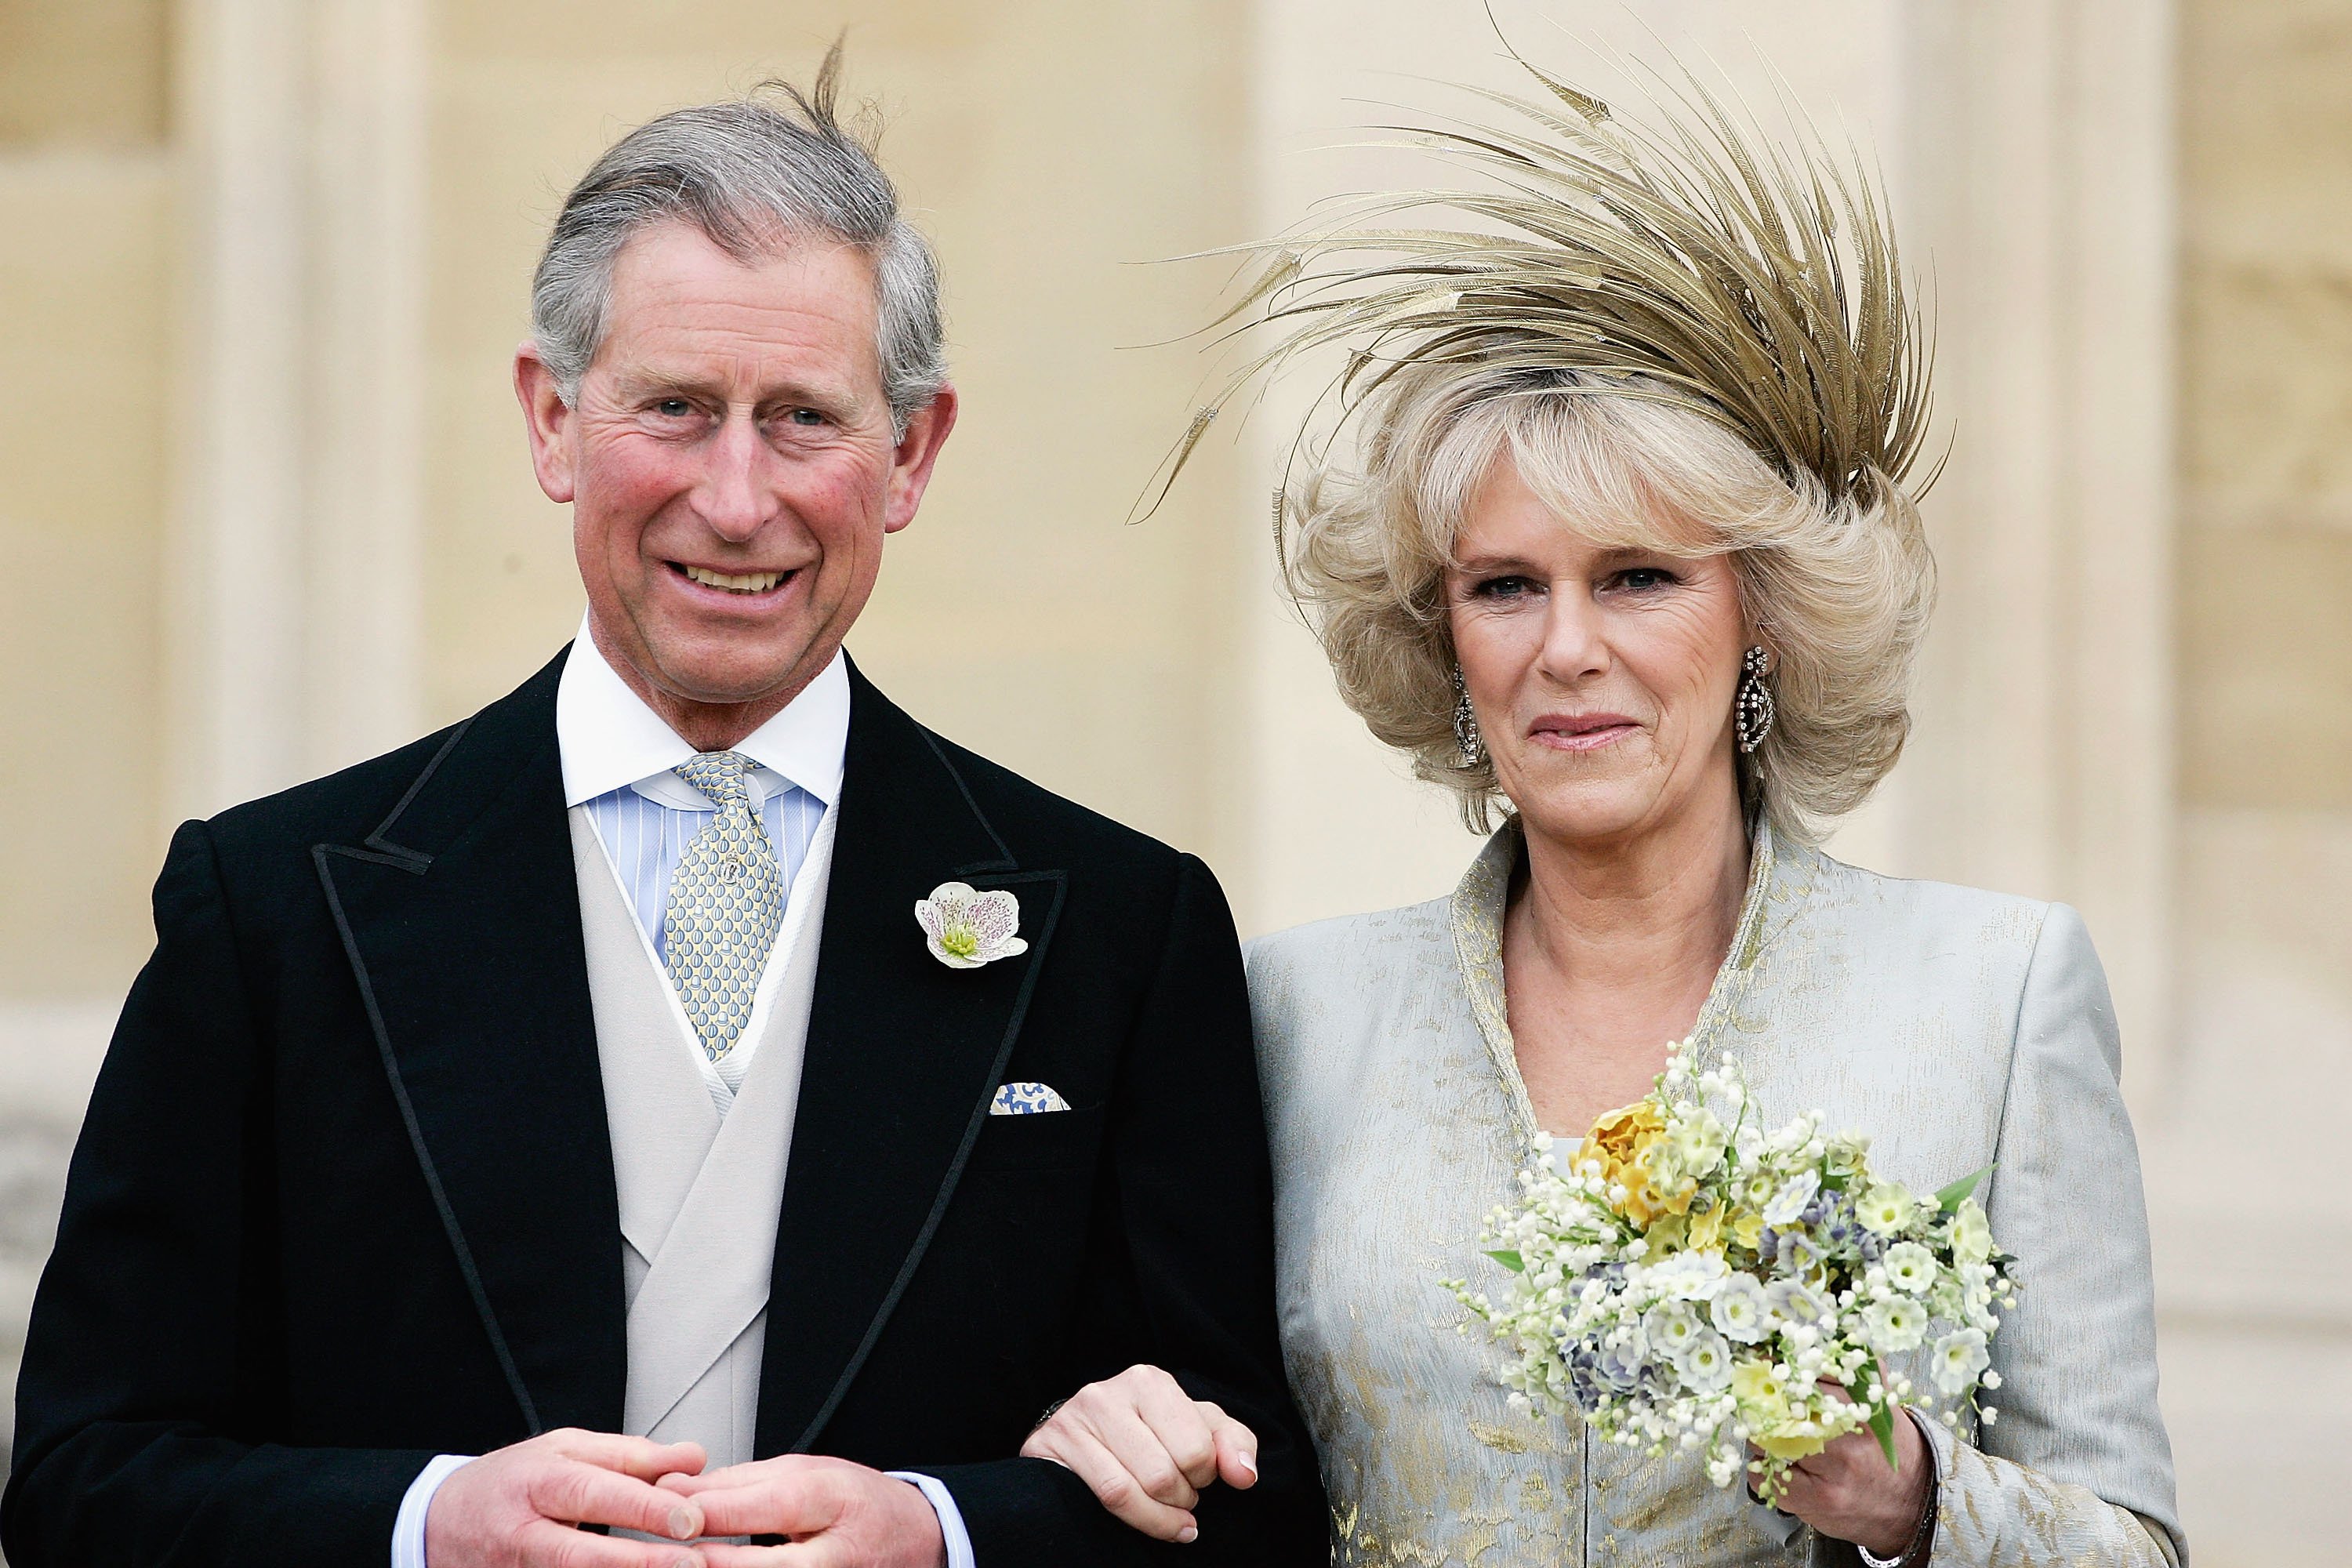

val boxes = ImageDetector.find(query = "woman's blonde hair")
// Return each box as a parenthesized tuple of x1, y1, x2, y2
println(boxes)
(1283, 361, 1934, 843)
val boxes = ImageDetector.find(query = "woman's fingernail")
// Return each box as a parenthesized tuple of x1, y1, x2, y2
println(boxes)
(1178, 1525, 1199, 1544)
(1235, 1452, 1258, 1481)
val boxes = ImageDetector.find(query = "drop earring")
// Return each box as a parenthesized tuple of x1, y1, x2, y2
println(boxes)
(1734, 645, 1776, 754)
(1453, 666, 1486, 768)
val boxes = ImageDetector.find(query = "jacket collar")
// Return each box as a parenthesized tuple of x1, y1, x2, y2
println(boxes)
(314, 646, 624, 1437)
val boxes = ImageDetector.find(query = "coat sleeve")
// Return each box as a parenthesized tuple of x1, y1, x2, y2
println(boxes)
(931, 853, 1329, 1564)
(1917, 902, 2185, 1568)
(1, 820, 433, 1568)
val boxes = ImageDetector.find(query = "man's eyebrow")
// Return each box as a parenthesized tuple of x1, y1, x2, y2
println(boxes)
(610, 367, 856, 408)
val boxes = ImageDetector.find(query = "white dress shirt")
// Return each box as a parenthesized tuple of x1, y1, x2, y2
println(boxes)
(391, 624, 976, 1568)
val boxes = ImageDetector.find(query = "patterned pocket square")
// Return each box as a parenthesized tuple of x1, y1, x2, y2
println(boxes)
(989, 1081, 1070, 1116)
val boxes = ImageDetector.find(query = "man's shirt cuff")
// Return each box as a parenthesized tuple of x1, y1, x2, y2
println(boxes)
(391, 1453, 475, 1568)
(887, 1471, 977, 1568)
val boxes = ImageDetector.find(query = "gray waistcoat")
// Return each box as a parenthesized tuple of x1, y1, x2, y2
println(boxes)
(566, 804, 837, 1471)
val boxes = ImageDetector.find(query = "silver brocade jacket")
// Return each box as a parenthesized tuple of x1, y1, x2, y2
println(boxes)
(1246, 823, 2186, 1568)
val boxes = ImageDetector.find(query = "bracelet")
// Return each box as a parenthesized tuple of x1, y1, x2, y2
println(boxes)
(1856, 1414, 1939, 1568)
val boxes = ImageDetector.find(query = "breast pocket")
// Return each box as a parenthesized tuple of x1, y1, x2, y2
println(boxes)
(964, 1102, 1106, 1174)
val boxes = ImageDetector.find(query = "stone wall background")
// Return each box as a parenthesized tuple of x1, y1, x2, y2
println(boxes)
(2, 2, 2347, 1563)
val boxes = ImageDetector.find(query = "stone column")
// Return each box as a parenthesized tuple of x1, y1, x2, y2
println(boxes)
(165, 0, 427, 826)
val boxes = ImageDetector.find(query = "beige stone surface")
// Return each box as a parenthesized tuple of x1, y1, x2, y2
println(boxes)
(0, 0, 169, 148)
(2176, 524, 2352, 808)
(2158, 5, 2352, 1559)
(0, 154, 172, 996)
(2180, 257, 2352, 533)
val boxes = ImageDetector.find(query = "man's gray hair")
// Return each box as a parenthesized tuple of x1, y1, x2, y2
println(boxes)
(531, 50, 946, 432)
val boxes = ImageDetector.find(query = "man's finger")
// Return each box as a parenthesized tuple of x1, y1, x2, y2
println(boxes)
(527, 1461, 706, 1541)
(517, 1516, 702, 1568)
(546, 1431, 710, 1484)
(1045, 1421, 1199, 1542)
(682, 1476, 840, 1541)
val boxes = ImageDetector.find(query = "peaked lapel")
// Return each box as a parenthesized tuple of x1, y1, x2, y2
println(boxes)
(756, 663, 1066, 1456)
(314, 648, 625, 1437)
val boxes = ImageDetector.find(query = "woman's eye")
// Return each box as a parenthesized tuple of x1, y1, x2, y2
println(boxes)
(1472, 575, 1537, 600)
(1614, 566, 1679, 591)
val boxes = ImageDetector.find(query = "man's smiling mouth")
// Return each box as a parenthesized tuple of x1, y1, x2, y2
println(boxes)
(675, 563, 789, 594)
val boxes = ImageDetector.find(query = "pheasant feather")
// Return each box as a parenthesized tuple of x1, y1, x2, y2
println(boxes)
(1147, 45, 1934, 520)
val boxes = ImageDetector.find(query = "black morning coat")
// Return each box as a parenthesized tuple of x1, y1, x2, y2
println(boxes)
(2, 648, 1328, 1566)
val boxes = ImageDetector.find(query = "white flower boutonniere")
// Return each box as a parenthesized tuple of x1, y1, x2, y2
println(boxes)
(915, 882, 1029, 969)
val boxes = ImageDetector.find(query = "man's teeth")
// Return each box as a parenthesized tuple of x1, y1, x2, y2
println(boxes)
(681, 565, 785, 593)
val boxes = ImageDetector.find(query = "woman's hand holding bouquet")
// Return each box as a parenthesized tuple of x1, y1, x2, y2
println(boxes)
(1450, 1044, 2015, 1556)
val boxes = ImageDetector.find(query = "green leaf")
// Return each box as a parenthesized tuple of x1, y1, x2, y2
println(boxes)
(1936, 1164, 1995, 1213)
(1485, 1249, 1526, 1273)
(1861, 1355, 1901, 1470)
(1867, 1398, 1900, 1472)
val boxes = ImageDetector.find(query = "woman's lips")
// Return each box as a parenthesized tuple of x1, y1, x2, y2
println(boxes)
(1526, 713, 1641, 753)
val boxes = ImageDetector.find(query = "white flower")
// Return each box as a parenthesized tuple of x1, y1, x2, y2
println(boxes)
(1670, 1109, 1729, 1172)
(1949, 1198, 1994, 1264)
(1930, 1327, 1992, 1396)
(1762, 1170, 1820, 1228)
(1766, 1276, 1831, 1328)
(1643, 1300, 1705, 1358)
(1646, 1250, 1729, 1301)
(1674, 1328, 1737, 1394)
(1864, 1296, 1929, 1353)
(914, 882, 1029, 969)
(1881, 1241, 1937, 1295)
(1710, 1274, 1774, 1344)
(1856, 1182, 1916, 1236)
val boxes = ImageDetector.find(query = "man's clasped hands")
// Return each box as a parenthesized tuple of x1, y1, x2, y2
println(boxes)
(423, 1367, 1261, 1568)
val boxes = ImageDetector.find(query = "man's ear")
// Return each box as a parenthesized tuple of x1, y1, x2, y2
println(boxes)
(514, 342, 578, 504)
(881, 384, 959, 535)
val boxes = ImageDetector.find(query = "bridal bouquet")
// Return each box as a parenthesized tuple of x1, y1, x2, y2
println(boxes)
(1448, 1044, 2015, 1502)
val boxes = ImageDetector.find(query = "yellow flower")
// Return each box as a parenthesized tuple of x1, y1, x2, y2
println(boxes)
(1580, 1102, 1664, 1178)
(1755, 1429, 1831, 1462)
(1579, 1102, 1679, 1223)
(1730, 1210, 1765, 1250)
(1687, 1203, 1727, 1251)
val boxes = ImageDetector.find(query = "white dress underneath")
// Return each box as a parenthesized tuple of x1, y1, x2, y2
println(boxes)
(1244, 822, 2183, 1568)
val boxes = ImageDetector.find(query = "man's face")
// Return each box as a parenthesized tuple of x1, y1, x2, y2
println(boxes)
(517, 220, 955, 717)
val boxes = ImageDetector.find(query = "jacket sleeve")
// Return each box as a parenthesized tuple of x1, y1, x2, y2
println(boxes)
(2, 820, 433, 1568)
(1917, 902, 2185, 1568)
(932, 854, 1329, 1564)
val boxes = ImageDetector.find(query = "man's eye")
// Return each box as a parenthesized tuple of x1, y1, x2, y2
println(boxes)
(786, 408, 826, 426)
(653, 398, 694, 418)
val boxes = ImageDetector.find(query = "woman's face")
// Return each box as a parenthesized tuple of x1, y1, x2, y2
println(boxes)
(1445, 456, 1751, 851)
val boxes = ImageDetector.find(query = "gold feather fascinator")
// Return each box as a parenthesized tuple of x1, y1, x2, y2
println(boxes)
(1146, 43, 1936, 524)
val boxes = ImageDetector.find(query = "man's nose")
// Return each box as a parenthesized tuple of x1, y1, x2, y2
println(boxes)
(692, 412, 777, 542)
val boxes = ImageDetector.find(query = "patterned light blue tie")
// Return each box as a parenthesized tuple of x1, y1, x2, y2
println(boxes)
(664, 752, 785, 1062)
